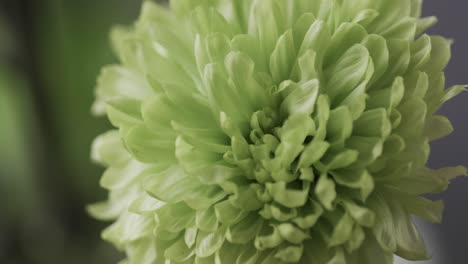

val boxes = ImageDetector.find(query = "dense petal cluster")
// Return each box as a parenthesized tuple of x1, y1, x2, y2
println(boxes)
(90, 1, 466, 263)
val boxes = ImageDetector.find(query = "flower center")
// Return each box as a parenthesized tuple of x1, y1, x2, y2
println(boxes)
(224, 108, 326, 251)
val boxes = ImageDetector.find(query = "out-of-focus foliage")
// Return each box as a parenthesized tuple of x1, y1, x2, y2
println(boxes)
(0, 14, 41, 263)
(35, 0, 140, 201)
(0, 0, 149, 263)
(0, 67, 34, 226)
(27, 1, 144, 263)
(0, 64, 66, 264)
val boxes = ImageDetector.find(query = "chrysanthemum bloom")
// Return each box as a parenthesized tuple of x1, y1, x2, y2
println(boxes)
(89, 1, 466, 263)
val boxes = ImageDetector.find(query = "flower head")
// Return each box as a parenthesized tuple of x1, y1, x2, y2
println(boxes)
(90, 1, 466, 263)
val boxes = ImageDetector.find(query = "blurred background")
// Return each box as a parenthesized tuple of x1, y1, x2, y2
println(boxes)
(0, 0, 466, 263)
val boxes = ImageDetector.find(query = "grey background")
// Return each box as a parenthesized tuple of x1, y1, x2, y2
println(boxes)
(409, 1, 468, 263)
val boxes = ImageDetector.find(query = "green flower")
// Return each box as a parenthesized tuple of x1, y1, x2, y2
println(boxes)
(89, 1, 466, 263)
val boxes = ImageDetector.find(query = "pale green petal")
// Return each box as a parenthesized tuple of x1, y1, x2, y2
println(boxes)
(410, 34, 432, 69)
(422, 36, 451, 73)
(214, 200, 247, 225)
(380, 39, 410, 86)
(226, 213, 263, 244)
(270, 30, 296, 84)
(354, 108, 391, 138)
(164, 237, 194, 262)
(275, 244, 303, 263)
(196, 206, 219, 233)
(325, 44, 371, 101)
(154, 202, 195, 233)
(93, 66, 151, 115)
(195, 227, 227, 258)
(362, 34, 389, 86)
(315, 173, 337, 210)
(425, 115, 453, 141)
(106, 98, 143, 128)
(144, 166, 201, 203)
